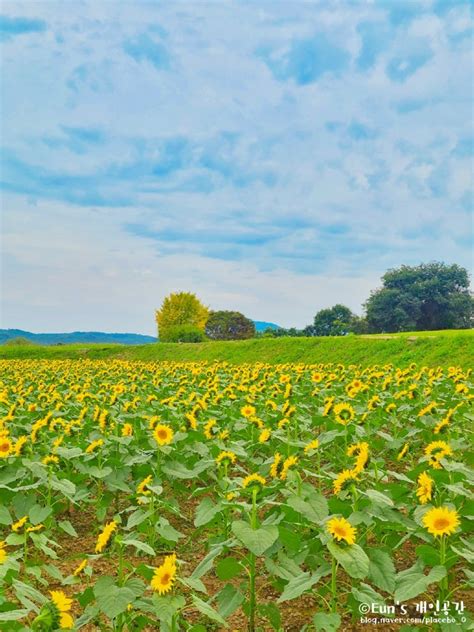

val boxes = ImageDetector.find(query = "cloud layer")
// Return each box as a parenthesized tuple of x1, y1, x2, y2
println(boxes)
(1, 1, 472, 333)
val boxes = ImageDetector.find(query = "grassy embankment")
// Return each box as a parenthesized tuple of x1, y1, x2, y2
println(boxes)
(0, 329, 473, 367)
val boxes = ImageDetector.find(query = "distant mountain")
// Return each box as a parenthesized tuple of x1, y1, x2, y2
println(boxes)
(1, 322, 281, 345)
(0, 329, 157, 346)
(253, 321, 280, 332)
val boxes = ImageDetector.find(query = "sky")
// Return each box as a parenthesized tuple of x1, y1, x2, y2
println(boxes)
(1, 0, 473, 334)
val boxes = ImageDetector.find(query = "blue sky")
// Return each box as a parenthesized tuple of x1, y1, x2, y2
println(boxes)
(1, 0, 472, 333)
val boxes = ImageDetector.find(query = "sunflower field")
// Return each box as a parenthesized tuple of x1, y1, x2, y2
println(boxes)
(0, 359, 472, 631)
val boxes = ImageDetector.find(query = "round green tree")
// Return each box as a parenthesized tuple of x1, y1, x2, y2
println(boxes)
(205, 310, 256, 340)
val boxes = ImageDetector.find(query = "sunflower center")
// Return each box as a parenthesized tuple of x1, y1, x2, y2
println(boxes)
(157, 430, 167, 439)
(160, 573, 171, 584)
(334, 526, 347, 537)
(433, 518, 450, 530)
(0, 442, 9, 452)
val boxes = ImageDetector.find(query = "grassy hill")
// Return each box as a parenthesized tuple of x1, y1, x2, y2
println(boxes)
(1, 329, 472, 368)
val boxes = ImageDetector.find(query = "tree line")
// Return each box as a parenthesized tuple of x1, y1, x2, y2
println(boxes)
(155, 262, 473, 342)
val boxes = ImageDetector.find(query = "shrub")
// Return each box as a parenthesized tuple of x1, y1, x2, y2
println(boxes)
(160, 324, 207, 343)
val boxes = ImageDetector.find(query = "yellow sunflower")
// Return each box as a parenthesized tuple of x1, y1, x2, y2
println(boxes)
(280, 455, 298, 481)
(153, 424, 174, 446)
(304, 439, 319, 454)
(95, 520, 117, 553)
(333, 403, 355, 425)
(422, 506, 460, 537)
(0, 541, 7, 565)
(151, 553, 177, 595)
(327, 516, 357, 545)
(215, 450, 237, 466)
(270, 452, 283, 478)
(242, 473, 266, 489)
(241, 405, 256, 418)
(396, 443, 409, 461)
(333, 469, 358, 495)
(416, 471, 434, 505)
(50, 590, 74, 629)
(0, 437, 12, 458)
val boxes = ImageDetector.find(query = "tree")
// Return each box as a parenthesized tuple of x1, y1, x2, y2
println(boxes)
(155, 292, 209, 341)
(313, 304, 355, 336)
(205, 311, 256, 340)
(365, 262, 473, 333)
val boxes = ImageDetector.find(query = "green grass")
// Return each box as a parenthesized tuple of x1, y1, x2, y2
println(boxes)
(1, 329, 472, 367)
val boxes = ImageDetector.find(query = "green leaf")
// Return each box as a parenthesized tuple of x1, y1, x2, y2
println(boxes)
(122, 539, 155, 556)
(216, 556, 243, 580)
(162, 460, 208, 479)
(126, 509, 152, 530)
(416, 544, 440, 566)
(216, 584, 245, 619)
(94, 580, 135, 619)
(152, 594, 186, 624)
(50, 477, 76, 498)
(352, 583, 386, 609)
(231, 520, 279, 556)
(191, 595, 227, 627)
(327, 542, 369, 580)
(287, 494, 328, 523)
(365, 489, 394, 507)
(58, 520, 78, 537)
(156, 517, 183, 543)
(0, 609, 31, 621)
(368, 549, 396, 594)
(394, 564, 446, 602)
(28, 504, 52, 525)
(277, 571, 320, 603)
(194, 498, 221, 527)
(191, 546, 223, 579)
(313, 612, 341, 632)
(259, 603, 281, 631)
(0, 506, 11, 525)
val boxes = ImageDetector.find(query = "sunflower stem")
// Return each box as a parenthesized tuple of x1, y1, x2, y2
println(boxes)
(331, 556, 338, 613)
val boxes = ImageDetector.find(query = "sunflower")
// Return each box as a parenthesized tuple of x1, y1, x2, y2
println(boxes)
(259, 428, 271, 443)
(433, 418, 450, 434)
(42, 455, 59, 465)
(0, 437, 12, 458)
(136, 474, 153, 496)
(121, 423, 133, 437)
(396, 443, 409, 461)
(151, 553, 177, 595)
(425, 440, 453, 469)
(72, 559, 88, 576)
(333, 403, 355, 425)
(241, 405, 256, 418)
(327, 516, 357, 545)
(153, 424, 174, 446)
(322, 397, 335, 416)
(215, 450, 237, 466)
(242, 473, 266, 489)
(422, 506, 460, 537)
(270, 452, 283, 478)
(12, 516, 27, 532)
(85, 439, 104, 454)
(95, 520, 117, 553)
(333, 469, 358, 496)
(304, 439, 319, 454)
(347, 442, 369, 473)
(0, 541, 7, 564)
(416, 471, 433, 505)
(280, 455, 298, 481)
(50, 590, 74, 629)
(204, 419, 217, 439)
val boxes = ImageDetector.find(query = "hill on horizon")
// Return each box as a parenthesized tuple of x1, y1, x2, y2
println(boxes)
(0, 321, 281, 345)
